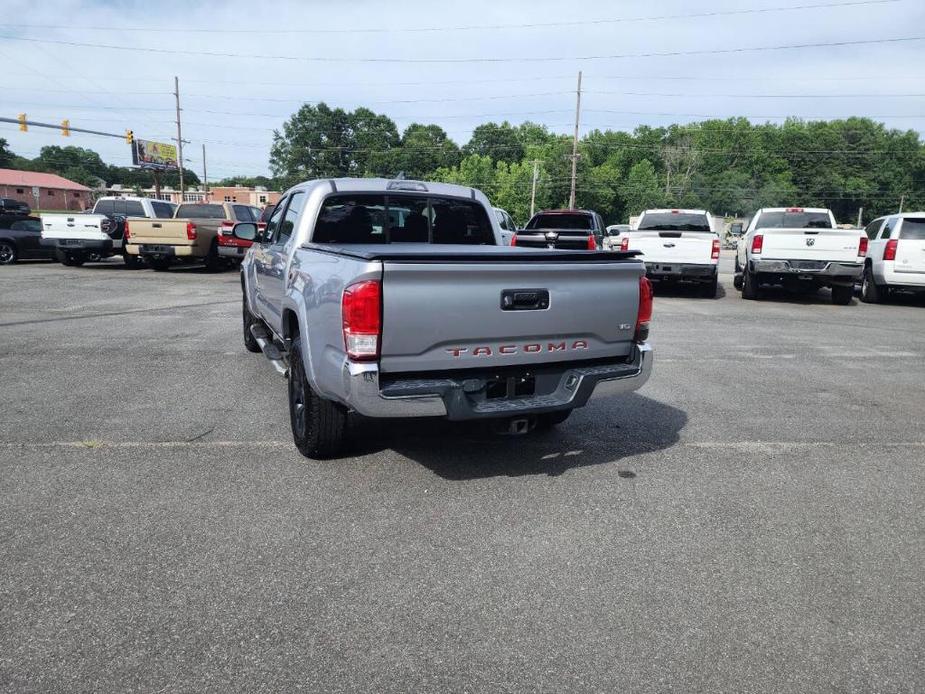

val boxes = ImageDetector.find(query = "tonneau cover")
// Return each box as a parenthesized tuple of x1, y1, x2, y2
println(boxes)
(303, 242, 641, 263)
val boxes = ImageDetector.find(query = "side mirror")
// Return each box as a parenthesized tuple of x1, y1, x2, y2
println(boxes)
(233, 222, 258, 241)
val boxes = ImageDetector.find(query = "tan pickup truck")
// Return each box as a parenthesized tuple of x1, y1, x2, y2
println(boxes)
(124, 202, 260, 271)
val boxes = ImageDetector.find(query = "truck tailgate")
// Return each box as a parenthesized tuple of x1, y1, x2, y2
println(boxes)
(380, 259, 642, 373)
(127, 218, 193, 246)
(41, 214, 108, 241)
(758, 228, 863, 262)
(627, 231, 717, 264)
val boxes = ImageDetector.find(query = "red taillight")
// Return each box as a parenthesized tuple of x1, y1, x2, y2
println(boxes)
(884, 238, 898, 261)
(635, 276, 653, 343)
(620, 236, 629, 252)
(124, 220, 131, 241)
(751, 234, 764, 254)
(586, 234, 597, 250)
(858, 236, 868, 258)
(711, 238, 720, 260)
(186, 222, 197, 240)
(786, 207, 804, 213)
(219, 220, 234, 236)
(510, 233, 517, 247)
(342, 280, 381, 361)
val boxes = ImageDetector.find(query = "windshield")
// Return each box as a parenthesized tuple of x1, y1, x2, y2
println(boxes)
(755, 211, 833, 229)
(176, 204, 226, 219)
(638, 212, 711, 232)
(899, 219, 925, 240)
(526, 213, 593, 230)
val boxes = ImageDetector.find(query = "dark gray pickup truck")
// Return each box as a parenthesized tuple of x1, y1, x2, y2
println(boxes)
(236, 178, 653, 458)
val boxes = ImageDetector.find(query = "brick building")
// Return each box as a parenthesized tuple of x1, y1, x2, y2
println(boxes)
(0, 169, 93, 211)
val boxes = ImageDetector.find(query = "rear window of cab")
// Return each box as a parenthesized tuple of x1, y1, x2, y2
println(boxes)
(312, 194, 495, 245)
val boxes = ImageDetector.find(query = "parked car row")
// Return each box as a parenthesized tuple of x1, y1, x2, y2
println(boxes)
(0, 196, 270, 270)
(494, 204, 921, 305)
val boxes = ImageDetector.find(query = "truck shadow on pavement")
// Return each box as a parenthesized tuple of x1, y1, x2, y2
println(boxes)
(347, 393, 686, 480)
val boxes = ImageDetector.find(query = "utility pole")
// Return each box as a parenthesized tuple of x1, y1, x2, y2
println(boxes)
(529, 159, 539, 218)
(899, 194, 905, 213)
(202, 143, 208, 201)
(857, 207, 863, 227)
(173, 76, 185, 198)
(568, 70, 582, 209)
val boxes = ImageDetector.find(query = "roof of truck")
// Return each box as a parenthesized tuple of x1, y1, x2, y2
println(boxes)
(533, 209, 596, 215)
(290, 178, 481, 201)
(640, 208, 710, 215)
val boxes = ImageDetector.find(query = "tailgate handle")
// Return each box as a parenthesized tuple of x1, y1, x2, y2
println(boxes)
(152, 223, 162, 228)
(501, 289, 549, 311)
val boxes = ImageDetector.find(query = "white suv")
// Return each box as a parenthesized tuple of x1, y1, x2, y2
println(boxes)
(861, 213, 925, 303)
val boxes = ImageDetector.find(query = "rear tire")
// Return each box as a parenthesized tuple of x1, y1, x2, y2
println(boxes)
(123, 254, 142, 270)
(242, 295, 262, 353)
(742, 269, 759, 300)
(860, 266, 883, 304)
(0, 241, 16, 265)
(204, 240, 223, 272)
(536, 410, 572, 430)
(148, 257, 171, 271)
(701, 276, 718, 298)
(831, 284, 853, 305)
(289, 337, 346, 459)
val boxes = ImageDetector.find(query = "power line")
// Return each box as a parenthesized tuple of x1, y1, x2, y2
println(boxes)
(0, 0, 899, 34)
(1, 34, 922, 64)
(6, 71, 922, 88)
(587, 90, 925, 99)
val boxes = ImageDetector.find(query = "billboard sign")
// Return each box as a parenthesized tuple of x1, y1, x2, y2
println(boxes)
(132, 138, 179, 170)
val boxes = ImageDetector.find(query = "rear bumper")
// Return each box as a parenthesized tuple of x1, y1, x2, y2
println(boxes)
(882, 265, 925, 289)
(218, 245, 250, 258)
(129, 243, 197, 258)
(645, 262, 716, 281)
(340, 342, 653, 420)
(751, 258, 863, 281)
(42, 238, 116, 254)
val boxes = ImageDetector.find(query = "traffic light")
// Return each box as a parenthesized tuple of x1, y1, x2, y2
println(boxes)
(125, 129, 134, 144)
(61, 119, 70, 137)
(18, 113, 27, 132)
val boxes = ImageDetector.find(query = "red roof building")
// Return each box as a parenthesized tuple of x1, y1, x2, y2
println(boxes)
(0, 168, 93, 211)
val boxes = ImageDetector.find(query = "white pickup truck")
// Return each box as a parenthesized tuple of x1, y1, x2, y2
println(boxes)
(618, 209, 720, 297)
(734, 207, 866, 304)
(41, 196, 175, 268)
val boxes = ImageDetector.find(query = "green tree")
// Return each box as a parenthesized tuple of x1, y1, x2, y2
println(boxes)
(383, 124, 460, 180)
(622, 160, 665, 217)
(462, 122, 524, 164)
(270, 102, 354, 187)
(0, 138, 13, 168)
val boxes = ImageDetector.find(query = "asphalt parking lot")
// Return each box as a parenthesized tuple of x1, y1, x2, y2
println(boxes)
(2, 254, 924, 692)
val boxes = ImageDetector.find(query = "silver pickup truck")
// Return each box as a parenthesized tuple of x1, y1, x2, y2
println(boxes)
(236, 178, 653, 458)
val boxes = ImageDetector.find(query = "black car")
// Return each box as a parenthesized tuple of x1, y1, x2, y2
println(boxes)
(0, 215, 54, 264)
(0, 198, 31, 216)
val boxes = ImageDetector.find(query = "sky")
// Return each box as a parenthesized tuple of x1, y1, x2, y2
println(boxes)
(0, 0, 923, 182)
